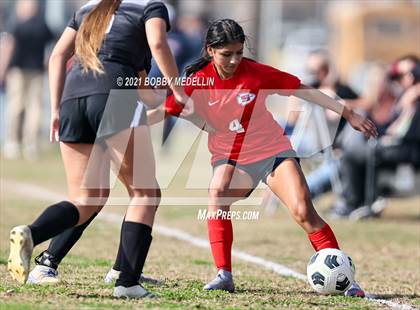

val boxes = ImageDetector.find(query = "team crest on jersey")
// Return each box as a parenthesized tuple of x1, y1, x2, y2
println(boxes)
(236, 92, 256, 106)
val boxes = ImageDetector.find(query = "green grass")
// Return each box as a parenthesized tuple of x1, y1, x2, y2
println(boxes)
(1, 149, 419, 309)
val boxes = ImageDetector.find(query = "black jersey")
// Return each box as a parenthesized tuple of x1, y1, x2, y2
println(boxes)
(61, 0, 169, 102)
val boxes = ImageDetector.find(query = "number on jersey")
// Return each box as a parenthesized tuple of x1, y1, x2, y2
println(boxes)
(229, 119, 244, 133)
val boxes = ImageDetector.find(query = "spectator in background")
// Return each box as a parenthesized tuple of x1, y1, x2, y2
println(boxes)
(176, 13, 206, 68)
(330, 55, 419, 219)
(306, 49, 359, 101)
(0, 0, 53, 160)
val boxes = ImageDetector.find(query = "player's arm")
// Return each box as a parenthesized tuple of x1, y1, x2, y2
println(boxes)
(147, 95, 214, 133)
(147, 106, 214, 133)
(294, 84, 378, 139)
(146, 89, 184, 126)
(137, 70, 166, 108)
(48, 27, 76, 142)
(145, 18, 188, 105)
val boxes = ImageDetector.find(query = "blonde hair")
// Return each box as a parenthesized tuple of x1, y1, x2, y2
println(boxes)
(75, 0, 121, 74)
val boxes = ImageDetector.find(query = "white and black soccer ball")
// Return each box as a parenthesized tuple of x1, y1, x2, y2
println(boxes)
(307, 248, 355, 295)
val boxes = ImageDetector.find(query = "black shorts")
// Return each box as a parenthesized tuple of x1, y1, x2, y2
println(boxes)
(59, 92, 147, 144)
(213, 149, 300, 196)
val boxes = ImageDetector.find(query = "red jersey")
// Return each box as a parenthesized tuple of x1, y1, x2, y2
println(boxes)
(165, 58, 301, 165)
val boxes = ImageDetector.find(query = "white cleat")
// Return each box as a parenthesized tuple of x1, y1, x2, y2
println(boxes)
(104, 268, 162, 285)
(203, 269, 235, 293)
(8, 225, 34, 284)
(113, 284, 155, 299)
(27, 265, 60, 285)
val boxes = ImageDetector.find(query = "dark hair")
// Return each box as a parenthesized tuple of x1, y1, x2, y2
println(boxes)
(412, 64, 420, 83)
(398, 54, 419, 65)
(185, 19, 245, 77)
(389, 54, 420, 80)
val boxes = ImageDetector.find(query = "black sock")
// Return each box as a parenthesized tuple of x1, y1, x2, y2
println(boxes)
(138, 235, 152, 275)
(29, 201, 80, 246)
(115, 221, 152, 287)
(43, 211, 99, 266)
(113, 218, 125, 271)
(113, 235, 153, 277)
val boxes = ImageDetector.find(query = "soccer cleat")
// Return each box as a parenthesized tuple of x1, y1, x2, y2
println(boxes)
(344, 281, 365, 298)
(203, 269, 235, 293)
(113, 284, 155, 299)
(104, 268, 162, 285)
(27, 265, 60, 285)
(8, 225, 34, 284)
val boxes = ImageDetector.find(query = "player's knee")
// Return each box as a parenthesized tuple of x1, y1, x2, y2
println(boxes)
(208, 187, 230, 205)
(209, 186, 229, 199)
(131, 189, 160, 207)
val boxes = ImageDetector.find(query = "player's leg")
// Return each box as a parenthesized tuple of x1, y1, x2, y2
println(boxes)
(267, 158, 328, 235)
(105, 175, 162, 286)
(8, 142, 106, 284)
(27, 148, 111, 284)
(267, 158, 364, 297)
(105, 126, 159, 298)
(204, 164, 253, 292)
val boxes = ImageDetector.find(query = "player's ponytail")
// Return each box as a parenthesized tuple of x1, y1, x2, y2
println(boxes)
(185, 19, 246, 77)
(75, 0, 121, 75)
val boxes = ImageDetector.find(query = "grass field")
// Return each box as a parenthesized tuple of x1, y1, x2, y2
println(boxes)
(1, 147, 419, 309)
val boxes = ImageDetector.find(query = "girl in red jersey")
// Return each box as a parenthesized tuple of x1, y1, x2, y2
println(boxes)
(151, 19, 377, 296)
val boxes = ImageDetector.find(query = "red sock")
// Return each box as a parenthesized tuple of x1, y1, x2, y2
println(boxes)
(308, 224, 340, 251)
(207, 218, 233, 272)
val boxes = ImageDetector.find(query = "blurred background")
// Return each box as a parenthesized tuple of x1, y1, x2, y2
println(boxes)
(0, 0, 419, 220)
(0, 0, 418, 143)
(0, 4, 418, 307)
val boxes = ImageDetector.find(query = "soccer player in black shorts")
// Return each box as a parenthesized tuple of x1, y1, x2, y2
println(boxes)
(8, 0, 188, 299)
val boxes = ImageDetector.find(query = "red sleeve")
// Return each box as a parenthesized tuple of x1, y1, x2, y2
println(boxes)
(261, 64, 301, 95)
(164, 94, 182, 116)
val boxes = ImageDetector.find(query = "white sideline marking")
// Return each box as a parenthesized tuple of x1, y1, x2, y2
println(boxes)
(2, 179, 416, 310)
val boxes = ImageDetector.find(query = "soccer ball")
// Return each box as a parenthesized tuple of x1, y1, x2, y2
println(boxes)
(307, 248, 355, 295)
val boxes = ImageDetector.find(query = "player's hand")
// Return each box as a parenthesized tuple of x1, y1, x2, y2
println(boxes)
(173, 90, 189, 105)
(347, 110, 378, 139)
(49, 111, 60, 143)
